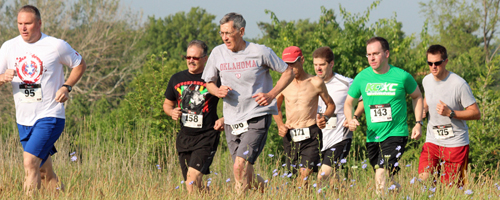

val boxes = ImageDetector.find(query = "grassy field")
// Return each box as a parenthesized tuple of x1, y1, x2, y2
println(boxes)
(1, 120, 499, 200)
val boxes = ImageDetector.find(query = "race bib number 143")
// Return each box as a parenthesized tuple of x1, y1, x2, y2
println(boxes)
(370, 104, 392, 123)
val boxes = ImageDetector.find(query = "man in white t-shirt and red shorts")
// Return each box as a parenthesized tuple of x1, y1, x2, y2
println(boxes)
(0, 5, 86, 194)
(418, 44, 481, 186)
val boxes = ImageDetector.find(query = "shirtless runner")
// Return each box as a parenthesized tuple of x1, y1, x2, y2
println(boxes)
(273, 46, 335, 187)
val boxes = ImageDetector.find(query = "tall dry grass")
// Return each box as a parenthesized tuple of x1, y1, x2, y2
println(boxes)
(1, 118, 499, 199)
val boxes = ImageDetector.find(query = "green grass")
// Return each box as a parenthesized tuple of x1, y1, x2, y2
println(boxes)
(1, 120, 499, 199)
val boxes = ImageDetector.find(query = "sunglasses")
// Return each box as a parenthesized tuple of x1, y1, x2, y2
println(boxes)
(427, 59, 445, 66)
(184, 56, 205, 61)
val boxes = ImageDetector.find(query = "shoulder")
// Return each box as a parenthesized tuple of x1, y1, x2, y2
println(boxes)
(310, 75, 324, 86)
(0, 36, 22, 49)
(422, 73, 433, 84)
(248, 42, 274, 55)
(390, 65, 410, 75)
(333, 73, 353, 85)
(448, 72, 468, 84)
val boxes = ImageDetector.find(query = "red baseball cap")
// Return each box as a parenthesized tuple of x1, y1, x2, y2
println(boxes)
(282, 46, 303, 63)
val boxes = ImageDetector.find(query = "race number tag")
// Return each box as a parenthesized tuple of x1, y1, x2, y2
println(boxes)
(370, 104, 392, 123)
(181, 113, 203, 128)
(230, 121, 249, 135)
(290, 128, 311, 142)
(432, 124, 454, 140)
(19, 84, 42, 103)
(324, 117, 338, 130)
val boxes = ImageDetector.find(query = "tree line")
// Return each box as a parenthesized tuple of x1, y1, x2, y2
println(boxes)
(0, 0, 498, 174)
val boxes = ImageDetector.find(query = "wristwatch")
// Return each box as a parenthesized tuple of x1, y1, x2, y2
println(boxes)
(353, 115, 359, 120)
(62, 84, 72, 93)
(449, 110, 456, 119)
(416, 121, 423, 126)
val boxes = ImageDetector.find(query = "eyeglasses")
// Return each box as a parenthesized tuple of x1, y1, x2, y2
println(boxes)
(219, 30, 237, 37)
(184, 56, 205, 61)
(427, 60, 446, 66)
(366, 52, 382, 58)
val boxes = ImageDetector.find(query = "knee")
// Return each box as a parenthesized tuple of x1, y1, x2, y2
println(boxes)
(23, 157, 40, 172)
(419, 173, 429, 181)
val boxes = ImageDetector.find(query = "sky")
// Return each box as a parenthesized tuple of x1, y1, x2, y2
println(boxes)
(121, 0, 428, 39)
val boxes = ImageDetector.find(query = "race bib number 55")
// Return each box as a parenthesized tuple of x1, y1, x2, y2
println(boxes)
(370, 104, 392, 123)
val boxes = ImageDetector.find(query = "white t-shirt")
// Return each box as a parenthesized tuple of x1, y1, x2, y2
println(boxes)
(0, 33, 82, 126)
(423, 72, 476, 147)
(318, 73, 361, 151)
(202, 41, 288, 124)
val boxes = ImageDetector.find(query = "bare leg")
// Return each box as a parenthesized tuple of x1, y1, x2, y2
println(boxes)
(23, 152, 42, 195)
(299, 167, 313, 188)
(233, 156, 265, 193)
(185, 167, 204, 194)
(317, 164, 334, 188)
(375, 168, 386, 195)
(39, 156, 62, 191)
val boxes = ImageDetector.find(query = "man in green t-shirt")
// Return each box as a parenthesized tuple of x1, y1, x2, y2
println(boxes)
(344, 37, 423, 195)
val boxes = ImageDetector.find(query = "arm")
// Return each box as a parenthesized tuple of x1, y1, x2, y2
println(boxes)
(206, 81, 232, 98)
(316, 81, 336, 129)
(353, 100, 364, 118)
(55, 59, 87, 102)
(272, 93, 289, 137)
(437, 101, 481, 120)
(0, 69, 16, 86)
(409, 86, 423, 140)
(252, 66, 294, 106)
(344, 95, 360, 131)
(163, 98, 181, 121)
(214, 117, 225, 131)
(423, 97, 428, 118)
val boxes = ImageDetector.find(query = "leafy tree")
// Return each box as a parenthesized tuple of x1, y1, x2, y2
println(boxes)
(139, 7, 220, 59)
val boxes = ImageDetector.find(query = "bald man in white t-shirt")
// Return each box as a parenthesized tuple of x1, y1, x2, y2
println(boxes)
(0, 5, 86, 195)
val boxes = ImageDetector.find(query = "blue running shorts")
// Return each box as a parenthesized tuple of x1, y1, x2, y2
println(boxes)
(17, 117, 65, 167)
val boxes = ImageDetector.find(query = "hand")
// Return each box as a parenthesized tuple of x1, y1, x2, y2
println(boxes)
(411, 124, 422, 140)
(217, 85, 232, 98)
(348, 119, 360, 131)
(316, 114, 326, 129)
(214, 118, 225, 131)
(436, 100, 451, 117)
(171, 107, 182, 121)
(278, 124, 291, 137)
(55, 86, 70, 103)
(252, 92, 273, 106)
(1, 69, 16, 83)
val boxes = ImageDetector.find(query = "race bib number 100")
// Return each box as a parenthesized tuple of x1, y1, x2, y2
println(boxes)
(19, 84, 42, 103)
(181, 113, 203, 128)
(432, 124, 454, 140)
(290, 128, 311, 142)
(370, 104, 392, 123)
(231, 121, 249, 135)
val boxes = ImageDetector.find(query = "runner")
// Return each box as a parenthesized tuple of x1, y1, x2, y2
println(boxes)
(344, 37, 423, 195)
(0, 5, 86, 194)
(273, 46, 335, 187)
(163, 40, 224, 194)
(312, 47, 364, 187)
(201, 13, 294, 193)
(418, 44, 481, 186)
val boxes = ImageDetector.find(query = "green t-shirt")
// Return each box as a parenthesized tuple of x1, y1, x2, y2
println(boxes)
(348, 65, 417, 142)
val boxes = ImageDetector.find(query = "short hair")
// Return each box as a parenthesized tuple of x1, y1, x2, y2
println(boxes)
(187, 40, 208, 57)
(219, 12, 246, 30)
(312, 46, 335, 63)
(367, 37, 390, 51)
(19, 5, 41, 21)
(426, 45, 448, 60)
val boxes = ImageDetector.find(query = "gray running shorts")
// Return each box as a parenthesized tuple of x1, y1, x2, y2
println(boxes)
(225, 114, 272, 165)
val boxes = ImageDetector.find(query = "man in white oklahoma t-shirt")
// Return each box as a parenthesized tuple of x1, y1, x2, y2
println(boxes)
(0, 5, 86, 194)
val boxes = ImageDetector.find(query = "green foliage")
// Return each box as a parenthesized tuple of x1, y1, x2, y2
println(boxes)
(139, 7, 220, 59)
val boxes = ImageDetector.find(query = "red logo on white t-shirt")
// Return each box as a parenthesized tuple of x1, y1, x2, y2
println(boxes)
(16, 53, 44, 84)
(235, 73, 241, 79)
